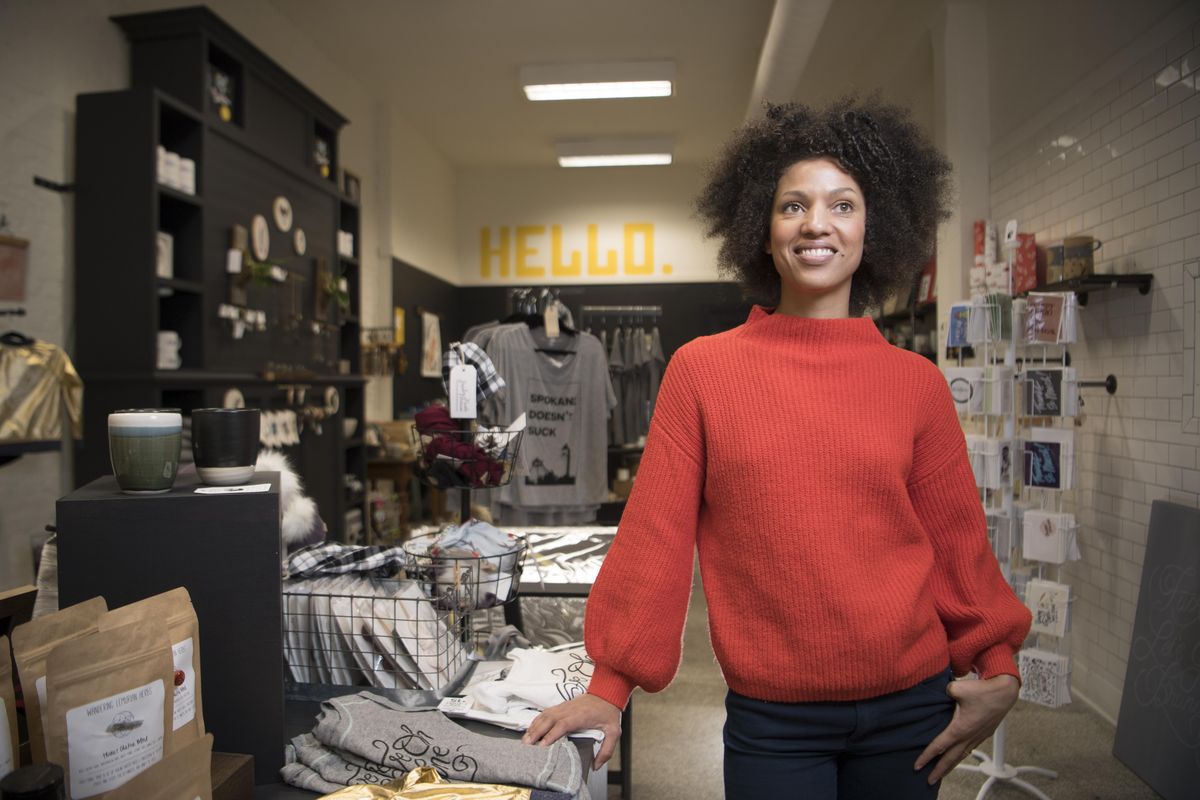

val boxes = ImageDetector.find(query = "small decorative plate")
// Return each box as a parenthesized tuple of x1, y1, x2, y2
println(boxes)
(294, 227, 307, 256)
(250, 214, 270, 261)
(273, 195, 293, 232)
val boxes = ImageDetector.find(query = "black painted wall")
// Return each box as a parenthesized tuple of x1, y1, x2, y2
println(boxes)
(392, 259, 464, 415)
(392, 258, 753, 418)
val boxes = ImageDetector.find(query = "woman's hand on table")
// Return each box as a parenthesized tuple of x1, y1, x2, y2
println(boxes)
(915, 673, 1020, 784)
(523, 694, 623, 768)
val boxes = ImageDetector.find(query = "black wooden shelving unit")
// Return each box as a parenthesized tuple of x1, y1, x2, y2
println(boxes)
(74, 6, 367, 541)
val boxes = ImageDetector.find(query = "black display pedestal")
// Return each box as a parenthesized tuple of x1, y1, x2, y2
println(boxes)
(56, 472, 284, 785)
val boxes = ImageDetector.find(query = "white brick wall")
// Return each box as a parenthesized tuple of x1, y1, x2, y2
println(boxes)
(989, 8, 1200, 721)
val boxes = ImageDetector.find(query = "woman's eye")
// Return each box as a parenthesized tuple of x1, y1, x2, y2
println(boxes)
(834, 201, 854, 213)
(783, 201, 803, 213)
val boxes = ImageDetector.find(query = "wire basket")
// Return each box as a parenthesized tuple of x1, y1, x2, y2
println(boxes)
(402, 532, 527, 612)
(282, 575, 471, 696)
(411, 425, 525, 489)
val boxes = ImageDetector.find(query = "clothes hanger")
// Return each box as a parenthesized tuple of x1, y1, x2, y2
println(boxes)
(1, 330, 34, 346)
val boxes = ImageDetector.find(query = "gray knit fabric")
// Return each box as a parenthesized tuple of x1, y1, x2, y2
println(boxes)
(280, 748, 343, 793)
(311, 692, 584, 796)
(292, 731, 409, 787)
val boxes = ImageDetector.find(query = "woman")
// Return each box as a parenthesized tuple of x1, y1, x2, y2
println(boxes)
(524, 96, 1031, 798)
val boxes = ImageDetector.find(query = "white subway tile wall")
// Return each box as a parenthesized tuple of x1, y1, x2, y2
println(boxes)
(989, 11, 1200, 720)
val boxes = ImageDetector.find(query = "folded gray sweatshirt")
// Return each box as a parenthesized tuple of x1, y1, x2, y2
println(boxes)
(311, 692, 585, 797)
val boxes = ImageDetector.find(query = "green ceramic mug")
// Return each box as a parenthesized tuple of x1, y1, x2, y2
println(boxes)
(108, 409, 182, 494)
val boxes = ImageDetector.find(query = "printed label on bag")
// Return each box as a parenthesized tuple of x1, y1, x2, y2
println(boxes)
(172, 638, 195, 730)
(449, 364, 477, 419)
(0, 696, 13, 777)
(66, 679, 165, 798)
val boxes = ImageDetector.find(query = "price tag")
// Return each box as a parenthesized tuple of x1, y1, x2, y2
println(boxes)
(543, 305, 560, 338)
(449, 363, 477, 419)
(437, 696, 472, 714)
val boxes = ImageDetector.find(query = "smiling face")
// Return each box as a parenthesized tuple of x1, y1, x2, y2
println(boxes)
(767, 157, 866, 318)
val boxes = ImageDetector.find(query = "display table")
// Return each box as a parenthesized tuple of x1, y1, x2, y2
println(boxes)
(56, 472, 285, 785)
(503, 527, 629, 800)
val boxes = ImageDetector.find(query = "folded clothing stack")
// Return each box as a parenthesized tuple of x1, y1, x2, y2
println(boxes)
(280, 692, 588, 799)
(467, 645, 593, 718)
(312, 765, 576, 799)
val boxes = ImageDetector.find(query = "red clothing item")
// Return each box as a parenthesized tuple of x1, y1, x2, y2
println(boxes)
(584, 306, 1031, 709)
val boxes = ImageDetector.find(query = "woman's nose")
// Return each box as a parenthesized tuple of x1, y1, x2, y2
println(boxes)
(799, 208, 831, 235)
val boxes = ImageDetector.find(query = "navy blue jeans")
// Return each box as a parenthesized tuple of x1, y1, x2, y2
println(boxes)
(723, 667, 956, 800)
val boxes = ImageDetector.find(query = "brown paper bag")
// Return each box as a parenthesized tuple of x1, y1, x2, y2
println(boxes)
(101, 587, 205, 749)
(103, 732, 213, 800)
(11, 595, 108, 763)
(44, 617, 175, 800)
(1, 636, 18, 776)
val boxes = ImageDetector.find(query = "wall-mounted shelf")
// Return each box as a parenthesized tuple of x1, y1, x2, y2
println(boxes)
(875, 301, 937, 327)
(157, 277, 204, 295)
(1032, 274, 1153, 306)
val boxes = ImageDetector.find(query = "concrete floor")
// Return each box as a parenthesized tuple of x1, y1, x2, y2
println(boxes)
(605, 567, 1157, 800)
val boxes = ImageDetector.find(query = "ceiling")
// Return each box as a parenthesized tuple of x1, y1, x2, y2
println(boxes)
(264, 0, 910, 169)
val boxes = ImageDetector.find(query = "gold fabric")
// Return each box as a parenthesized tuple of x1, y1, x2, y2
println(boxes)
(0, 339, 83, 441)
(318, 767, 532, 800)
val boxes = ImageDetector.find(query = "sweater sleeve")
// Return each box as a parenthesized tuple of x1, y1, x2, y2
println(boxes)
(584, 349, 705, 709)
(907, 371, 1032, 681)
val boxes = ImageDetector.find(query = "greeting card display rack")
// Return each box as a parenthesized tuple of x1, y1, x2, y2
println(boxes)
(951, 291, 1058, 800)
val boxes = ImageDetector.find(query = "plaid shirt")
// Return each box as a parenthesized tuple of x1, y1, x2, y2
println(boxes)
(286, 543, 408, 579)
(442, 342, 505, 404)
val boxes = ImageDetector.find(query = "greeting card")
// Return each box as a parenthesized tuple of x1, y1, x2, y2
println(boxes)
(1025, 578, 1071, 637)
(1022, 368, 1079, 417)
(1022, 427, 1074, 490)
(1019, 648, 1072, 708)
(1021, 509, 1078, 564)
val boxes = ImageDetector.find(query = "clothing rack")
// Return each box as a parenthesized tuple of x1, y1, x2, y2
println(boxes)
(507, 287, 562, 316)
(579, 305, 662, 326)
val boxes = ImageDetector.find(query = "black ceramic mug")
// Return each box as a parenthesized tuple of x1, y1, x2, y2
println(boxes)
(191, 408, 261, 486)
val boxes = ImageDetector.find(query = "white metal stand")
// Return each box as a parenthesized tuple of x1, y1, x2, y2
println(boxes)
(956, 718, 1057, 799)
(951, 267, 1058, 799)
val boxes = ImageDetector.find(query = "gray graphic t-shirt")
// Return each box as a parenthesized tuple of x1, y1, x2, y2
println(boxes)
(484, 326, 616, 514)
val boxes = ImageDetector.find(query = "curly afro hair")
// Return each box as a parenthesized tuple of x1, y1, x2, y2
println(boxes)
(695, 95, 954, 315)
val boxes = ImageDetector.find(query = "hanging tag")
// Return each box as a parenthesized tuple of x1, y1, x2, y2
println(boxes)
(544, 304, 560, 339)
(449, 364, 477, 419)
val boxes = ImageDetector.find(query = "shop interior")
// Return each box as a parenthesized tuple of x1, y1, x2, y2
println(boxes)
(1, 1, 1198, 798)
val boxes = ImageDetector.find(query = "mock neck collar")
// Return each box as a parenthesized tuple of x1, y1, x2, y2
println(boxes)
(743, 305, 885, 347)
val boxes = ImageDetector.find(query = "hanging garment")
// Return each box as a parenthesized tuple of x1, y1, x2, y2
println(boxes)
(646, 326, 666, 424)
(619, 327, 651, 444)
(605, 328, 624, 447)
(0, 337, 83, 441)
(484, 324, 616, 524)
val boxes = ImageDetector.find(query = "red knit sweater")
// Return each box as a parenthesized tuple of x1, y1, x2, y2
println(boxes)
(584, 306, 1032, 708)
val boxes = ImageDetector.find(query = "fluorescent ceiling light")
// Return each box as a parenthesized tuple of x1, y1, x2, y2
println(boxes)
(559, 153, 673, 168)
(555, 139, 673, 168)
(521, 61, 675, 101)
